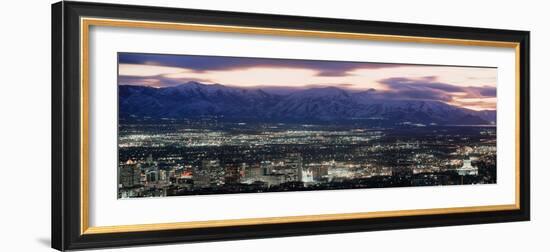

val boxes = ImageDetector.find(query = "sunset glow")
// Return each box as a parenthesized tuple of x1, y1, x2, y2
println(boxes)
(118, 53, 497, 111)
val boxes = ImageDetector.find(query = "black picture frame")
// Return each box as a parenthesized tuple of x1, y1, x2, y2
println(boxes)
(52, 1, 530, 251)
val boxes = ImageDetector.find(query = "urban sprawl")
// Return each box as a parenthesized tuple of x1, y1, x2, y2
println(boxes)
(118, 120, 496, 198)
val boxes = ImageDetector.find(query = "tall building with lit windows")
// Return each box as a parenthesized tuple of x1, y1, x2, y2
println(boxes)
(202, 159, 224, 186)
(284, 153, 303, 182)
(120, 159, 141, 188)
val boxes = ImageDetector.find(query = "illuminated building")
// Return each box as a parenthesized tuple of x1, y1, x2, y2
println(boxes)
(202, 159, 220, 171)
(146, 170, 158, 183)
(202, 159, 224, 186)
(192, 170, 210, 188)
(301, 169, 315, 183)
(159, 170, 167, 182)
(457, 157, 478, 176)
(260, 161, 272, 175)
(224, 163, 242, 185)
(282, 153, 303, 182)
(120, 159, 141, 188)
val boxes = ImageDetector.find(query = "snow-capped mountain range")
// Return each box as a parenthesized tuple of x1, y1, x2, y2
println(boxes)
(119, 81, 496, 126)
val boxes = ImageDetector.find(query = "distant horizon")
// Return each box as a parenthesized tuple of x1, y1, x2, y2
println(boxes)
(120, 82, 496, 113)
(118, 52, 497, 111)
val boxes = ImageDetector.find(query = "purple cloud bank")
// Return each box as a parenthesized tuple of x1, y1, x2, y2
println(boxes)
(119, 53, 405, 77)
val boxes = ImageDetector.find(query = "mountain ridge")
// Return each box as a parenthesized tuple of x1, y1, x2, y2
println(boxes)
(119, 82, 496, 126)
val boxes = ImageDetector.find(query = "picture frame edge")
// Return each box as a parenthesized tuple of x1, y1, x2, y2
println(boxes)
(51, 1, 531, 250)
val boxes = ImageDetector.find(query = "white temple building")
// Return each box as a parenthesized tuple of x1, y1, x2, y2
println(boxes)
(301, 169, 315, 183)
(456, 157, 478, 176)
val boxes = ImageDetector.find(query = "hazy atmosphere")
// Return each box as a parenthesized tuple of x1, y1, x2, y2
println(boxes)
(117, 52, 497, 199)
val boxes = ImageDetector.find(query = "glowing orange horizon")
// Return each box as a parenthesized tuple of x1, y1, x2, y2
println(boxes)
(118, 53, 497, 111)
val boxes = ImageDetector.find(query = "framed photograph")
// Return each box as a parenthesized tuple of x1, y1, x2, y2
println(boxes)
(52, 1, 530, 250)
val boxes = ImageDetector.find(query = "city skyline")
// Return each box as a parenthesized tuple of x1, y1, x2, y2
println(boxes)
(117, 52, 497, 199)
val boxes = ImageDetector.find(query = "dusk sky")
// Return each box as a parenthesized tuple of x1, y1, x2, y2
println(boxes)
(118, 53, 497, 111)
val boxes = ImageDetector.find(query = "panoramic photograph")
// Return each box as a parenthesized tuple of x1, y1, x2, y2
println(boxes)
(117, 52, 497, 199)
